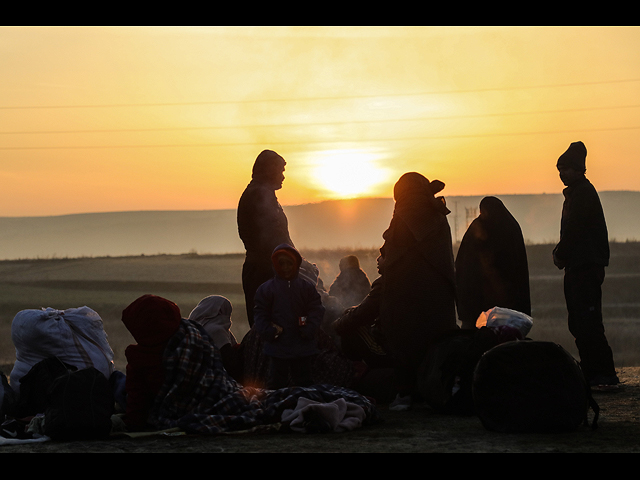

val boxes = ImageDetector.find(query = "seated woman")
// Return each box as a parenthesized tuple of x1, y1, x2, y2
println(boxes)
(188, 295, 243, 382)
(121, 294, 182, 431)
(121, 294, 379, 435)
(329, 255, 372, 310)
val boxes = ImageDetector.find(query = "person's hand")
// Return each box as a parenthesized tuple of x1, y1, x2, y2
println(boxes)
(272, 323, 283, 339)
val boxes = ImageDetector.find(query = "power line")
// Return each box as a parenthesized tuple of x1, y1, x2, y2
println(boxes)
(2, 104, 639, 136)
(1, 125, 639, 150)
(1, 78, 639, 110)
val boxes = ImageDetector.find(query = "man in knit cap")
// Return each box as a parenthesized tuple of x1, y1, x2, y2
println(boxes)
(553, 141, 619, 389)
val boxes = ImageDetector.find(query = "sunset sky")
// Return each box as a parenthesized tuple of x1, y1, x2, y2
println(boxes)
(1, 26, 639, 217)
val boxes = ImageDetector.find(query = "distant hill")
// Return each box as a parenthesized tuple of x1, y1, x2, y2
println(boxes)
(0, 191, 638, 260)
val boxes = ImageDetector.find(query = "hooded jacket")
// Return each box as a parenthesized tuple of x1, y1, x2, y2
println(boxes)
(253, 244, 325, 359)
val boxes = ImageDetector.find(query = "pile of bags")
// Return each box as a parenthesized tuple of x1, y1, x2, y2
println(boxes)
(419, 306, 600, 433)
(2, 306, 120, 442)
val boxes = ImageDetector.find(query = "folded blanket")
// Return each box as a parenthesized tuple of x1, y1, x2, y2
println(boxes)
(281, 397, 367, 433)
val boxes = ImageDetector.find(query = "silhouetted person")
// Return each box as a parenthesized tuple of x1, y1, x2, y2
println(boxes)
(455, 196, 531, 329)
(552, 141, 619, 388)
(329, 255, 372, 309)
(331, 248, 390, 369)
(237, 150, 294, 327)
(121, 294, 182, 431)
(377, 172, 457, 409)
(253, 244, 325, 389)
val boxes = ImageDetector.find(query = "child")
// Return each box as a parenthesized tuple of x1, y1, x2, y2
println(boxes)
(253, 243, 325, 389)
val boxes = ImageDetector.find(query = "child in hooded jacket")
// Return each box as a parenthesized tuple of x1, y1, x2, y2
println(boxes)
(253, 243, 325, 389)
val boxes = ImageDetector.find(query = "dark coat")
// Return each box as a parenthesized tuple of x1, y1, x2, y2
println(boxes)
(377, 173, 457, 368)
(332, 276, 383, 336)
(253, 244, 325, 359)
(237, 151, 294, 326)
(553, 176, 609, 270)
(455, 197, 531, 328)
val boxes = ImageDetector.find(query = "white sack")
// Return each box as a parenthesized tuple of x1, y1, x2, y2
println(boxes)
(10, 306, 115, 393)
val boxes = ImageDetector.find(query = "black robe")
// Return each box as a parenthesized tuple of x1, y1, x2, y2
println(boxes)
(377, 173, 457, 369)
(455, 196, 531, 328)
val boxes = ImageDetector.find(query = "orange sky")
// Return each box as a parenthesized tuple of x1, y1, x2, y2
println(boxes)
(1, 26, 639, 217)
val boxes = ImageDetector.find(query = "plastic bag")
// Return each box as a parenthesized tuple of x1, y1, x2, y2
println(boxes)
(475, 307, 533, 337)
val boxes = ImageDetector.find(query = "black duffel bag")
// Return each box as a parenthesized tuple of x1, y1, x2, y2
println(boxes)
(472, 340, 599, 433)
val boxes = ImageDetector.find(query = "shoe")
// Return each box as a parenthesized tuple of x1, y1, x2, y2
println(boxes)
(0, 418, 32, 440)
(389, 394, 412, 411)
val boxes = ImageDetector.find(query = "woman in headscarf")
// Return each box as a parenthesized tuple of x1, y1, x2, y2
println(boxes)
(121, 294, 182, 430)
(455, 196, 531, 329)
(188, 295, 237, 349)
(237, 150, 294, 327)
(188, 295, 243, 382)
(376, 172, 458, 408)
(329, 255, 372, 310)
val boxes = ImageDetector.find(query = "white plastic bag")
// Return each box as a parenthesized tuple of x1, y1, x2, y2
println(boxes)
(10, 307, 115, 393)
(475, 306, 533, 337)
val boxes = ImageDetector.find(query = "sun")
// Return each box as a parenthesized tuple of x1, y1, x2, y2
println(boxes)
(309, 149, 391, 199)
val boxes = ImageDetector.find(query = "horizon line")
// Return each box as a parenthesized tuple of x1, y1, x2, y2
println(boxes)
(1, 189, 639, 219)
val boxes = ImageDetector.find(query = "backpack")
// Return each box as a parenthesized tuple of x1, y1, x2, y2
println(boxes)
(472, 340, 599, 433)
(44, 366, 114, 441)
(10, 357, 76, 418)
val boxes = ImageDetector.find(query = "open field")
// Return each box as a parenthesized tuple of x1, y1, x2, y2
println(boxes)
(1, 243, 639, 370)
(1, 244, 639, 452)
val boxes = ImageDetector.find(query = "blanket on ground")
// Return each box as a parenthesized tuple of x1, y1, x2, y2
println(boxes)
(148, 319, 378, 435)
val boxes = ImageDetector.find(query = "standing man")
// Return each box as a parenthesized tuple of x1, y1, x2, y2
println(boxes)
(237, 150, 295, 327)
(552, 141, 619, 389)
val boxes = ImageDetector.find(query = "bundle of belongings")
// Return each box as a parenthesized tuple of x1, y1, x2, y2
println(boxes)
(418, 306, 599, 433)
(1, 306, 121, 445)
(1, 299, 379, 445)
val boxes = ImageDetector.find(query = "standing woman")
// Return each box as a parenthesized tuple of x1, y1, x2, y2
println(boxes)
(377, 172, 458, 408)
(237, 150, 294, 327)
(455, 196, 531, 329)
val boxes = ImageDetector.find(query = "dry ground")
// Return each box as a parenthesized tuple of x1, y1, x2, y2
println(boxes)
(1, 367, 638, 453)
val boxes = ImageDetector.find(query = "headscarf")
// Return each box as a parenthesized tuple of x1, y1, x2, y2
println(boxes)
(252, 149, 286, 185)
(122, 294, 182, 349)
(188, 295, 237, 349)
(455, 196, 531, 325)
(384, 172, 454, 283)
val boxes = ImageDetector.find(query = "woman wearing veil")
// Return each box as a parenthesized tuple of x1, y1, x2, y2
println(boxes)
(455, 196, 531, 329)
(377, 172, 458, 409)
